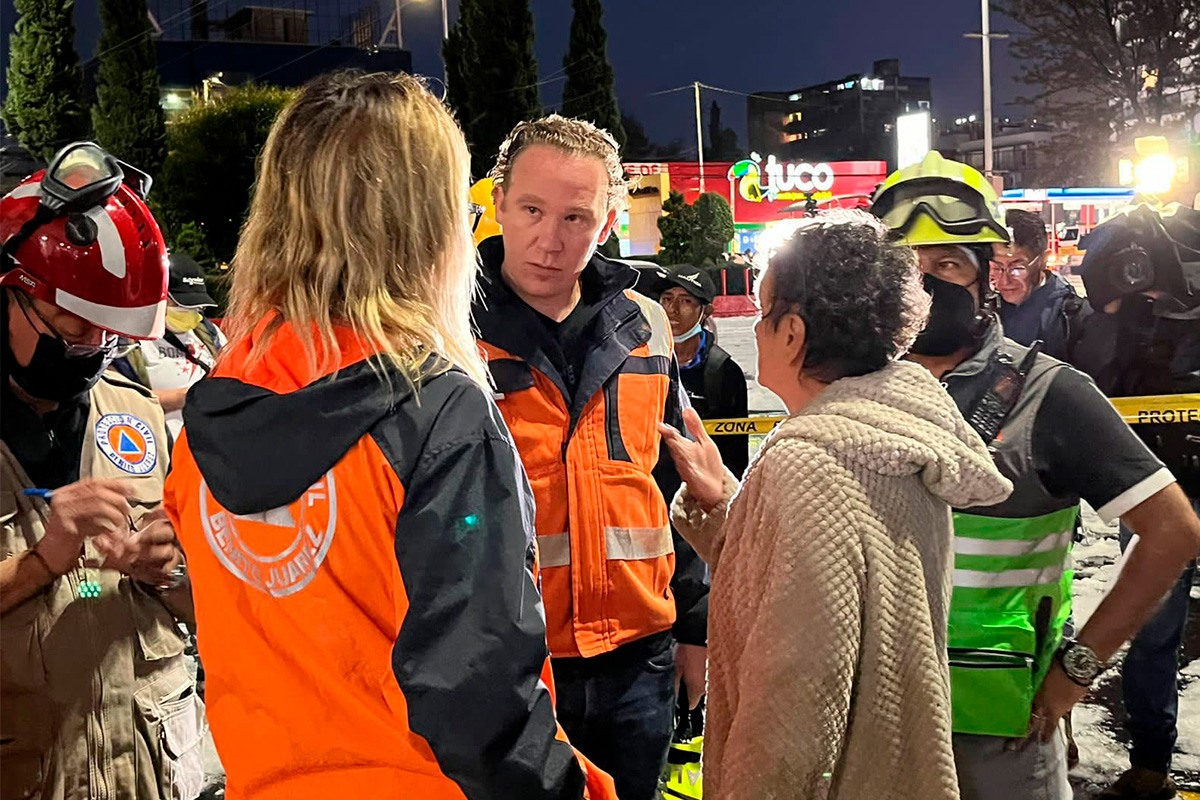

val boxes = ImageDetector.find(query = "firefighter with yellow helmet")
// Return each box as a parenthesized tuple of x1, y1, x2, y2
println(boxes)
(471, 178, 502, 245)
(872, 152, 1200, 800)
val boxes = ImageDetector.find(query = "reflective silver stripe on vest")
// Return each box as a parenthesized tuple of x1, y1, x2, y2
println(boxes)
(953, 563, 1066, 588)
(605, 526, 674, 561)
(954, 529, 1074, 557)
(538, 532, 571, 568)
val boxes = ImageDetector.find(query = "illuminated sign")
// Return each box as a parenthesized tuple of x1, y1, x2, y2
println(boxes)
(624, 163, 668, 176)
(727, 153, 835, 203)
(896, 111, 931, 170)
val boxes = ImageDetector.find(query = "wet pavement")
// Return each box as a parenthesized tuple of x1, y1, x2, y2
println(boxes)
(714, 313, 1200, 799)
(1069, 508, 1200, 798)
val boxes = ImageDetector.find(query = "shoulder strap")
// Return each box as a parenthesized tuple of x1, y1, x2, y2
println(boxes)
(961, 341, 1044, 446)
(194, 318, 221, 357)
(162, 330, 212, 374)
(703, 342, 730, 407)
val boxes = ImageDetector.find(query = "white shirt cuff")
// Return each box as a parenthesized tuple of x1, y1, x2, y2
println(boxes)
(1096, 467, 1177, 525)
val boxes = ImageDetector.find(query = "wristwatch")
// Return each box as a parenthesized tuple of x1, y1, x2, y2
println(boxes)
(154, 553, 188, 593)
(1057, 639, 1104, 687)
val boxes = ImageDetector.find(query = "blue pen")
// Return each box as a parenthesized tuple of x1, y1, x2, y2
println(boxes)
(23, 488, 105, 598)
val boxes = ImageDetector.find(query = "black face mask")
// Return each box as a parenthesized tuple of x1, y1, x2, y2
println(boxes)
(911, 273, 981, 357)
(2, 302, 111, 402)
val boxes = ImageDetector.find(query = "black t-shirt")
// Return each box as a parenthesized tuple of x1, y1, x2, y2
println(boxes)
(1, 382, 90, 490)
(1031, 366, 1169, 521)
(532, 270, 608, 401)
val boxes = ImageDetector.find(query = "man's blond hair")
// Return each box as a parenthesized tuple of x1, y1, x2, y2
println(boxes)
(489, 114, 627, 212)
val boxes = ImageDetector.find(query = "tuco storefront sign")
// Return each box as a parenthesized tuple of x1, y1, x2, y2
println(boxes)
(728, 153, 836, 203)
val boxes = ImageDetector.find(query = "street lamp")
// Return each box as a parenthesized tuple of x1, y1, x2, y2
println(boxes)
(380, 0, 449, 50)
(201, 72, 225, 105)
(1133, 136, 1177, 195)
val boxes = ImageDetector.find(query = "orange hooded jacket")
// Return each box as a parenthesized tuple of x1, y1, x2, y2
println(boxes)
(165, 318, 616, 800)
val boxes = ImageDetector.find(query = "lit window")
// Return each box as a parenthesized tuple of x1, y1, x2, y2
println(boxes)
(788, 92, 801, 101)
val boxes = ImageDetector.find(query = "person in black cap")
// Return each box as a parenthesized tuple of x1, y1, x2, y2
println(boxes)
(112, 253, 226, 443)
(650, 264, 749, 478)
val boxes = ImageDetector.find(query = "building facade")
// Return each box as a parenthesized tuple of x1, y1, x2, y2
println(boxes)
(937, 120, 1058, 190)
(747, 59, 932, 169)
(145, 1, 412, 119)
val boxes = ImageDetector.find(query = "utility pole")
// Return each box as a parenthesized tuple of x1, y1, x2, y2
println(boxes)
(980, 0, 993, 179)
(695, 82, 706, 193)
(965, 1, 1008, 183)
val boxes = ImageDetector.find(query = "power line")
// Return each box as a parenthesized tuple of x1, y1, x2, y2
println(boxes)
(647, 82, 795, 103)
(699, 83, 795, 103)
(257, 38, 342, 80)
(648, 84, 694, 97)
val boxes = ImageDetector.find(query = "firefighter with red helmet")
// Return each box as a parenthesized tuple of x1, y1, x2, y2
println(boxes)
(0, 142, 205, 800)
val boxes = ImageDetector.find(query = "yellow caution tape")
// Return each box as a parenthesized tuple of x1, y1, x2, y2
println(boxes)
(1110, 394, 1200, 426)
(702, 394, 1200, 436)
(702, 417, 785, 436)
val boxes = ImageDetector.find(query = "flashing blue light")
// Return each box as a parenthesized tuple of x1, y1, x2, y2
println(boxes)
(1002, 187, 1136, 201)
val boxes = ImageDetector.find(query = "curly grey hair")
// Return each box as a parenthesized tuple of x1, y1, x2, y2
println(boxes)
(763, 209, 930, 382)
(489, 114, 628, 212)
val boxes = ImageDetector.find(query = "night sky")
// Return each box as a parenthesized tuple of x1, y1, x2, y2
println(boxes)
(2, 0, 1029, 150)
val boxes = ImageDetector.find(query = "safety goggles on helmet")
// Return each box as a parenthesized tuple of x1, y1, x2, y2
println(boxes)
(872, 177, 1009, 242)
(1, 142, 151, 266)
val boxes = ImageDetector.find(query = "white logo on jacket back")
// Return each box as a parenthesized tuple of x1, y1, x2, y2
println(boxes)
(199, 473, 337, 597)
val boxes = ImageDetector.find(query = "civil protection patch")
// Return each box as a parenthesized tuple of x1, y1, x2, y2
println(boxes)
(199, 473, 337, 597)
(95, 413, 158, 476)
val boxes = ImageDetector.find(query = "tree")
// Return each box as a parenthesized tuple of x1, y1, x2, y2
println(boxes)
(91, 0, 167, 176)
(461, 0, 541, 179)
(442, 0, 475, 126)
(690, 193, 736, 265)
(621, 112, 654, 159)
(560, 0, 624, 148)
(997, 0, 1200, 184)
(656, 191, 735, 267)
(622, 112, 691, 161)
(706, 101, 740, 161)
(3, 0, 89, 162)
(656, 191, 691, 264)
(156, 85, 294, 266)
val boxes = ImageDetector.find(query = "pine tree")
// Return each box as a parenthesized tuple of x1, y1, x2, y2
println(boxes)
(560, 0, 624, 149)
(442, 0, 476, 129)
(3, 0, 89, 162)
(91, 0, 167, 176)
(463, 0, 541, 179)
(707, 101, 720, 160)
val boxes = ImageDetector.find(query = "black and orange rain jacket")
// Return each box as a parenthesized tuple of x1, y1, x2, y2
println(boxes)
(164, 318, 616, 800)
(474, 239, 709, 660)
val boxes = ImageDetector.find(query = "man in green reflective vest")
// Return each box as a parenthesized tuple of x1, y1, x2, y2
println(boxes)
(872, 152, 1200, 800)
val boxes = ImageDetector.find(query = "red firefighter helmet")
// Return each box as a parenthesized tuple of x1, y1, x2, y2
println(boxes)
(0, 142, 168, 340)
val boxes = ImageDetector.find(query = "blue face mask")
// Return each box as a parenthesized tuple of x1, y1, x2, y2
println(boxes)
(673, 321, 703, 344)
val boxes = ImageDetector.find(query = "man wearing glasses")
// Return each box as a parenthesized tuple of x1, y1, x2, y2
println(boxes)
(989, 209, 1089, 361)
(0, 143, 203, 800)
